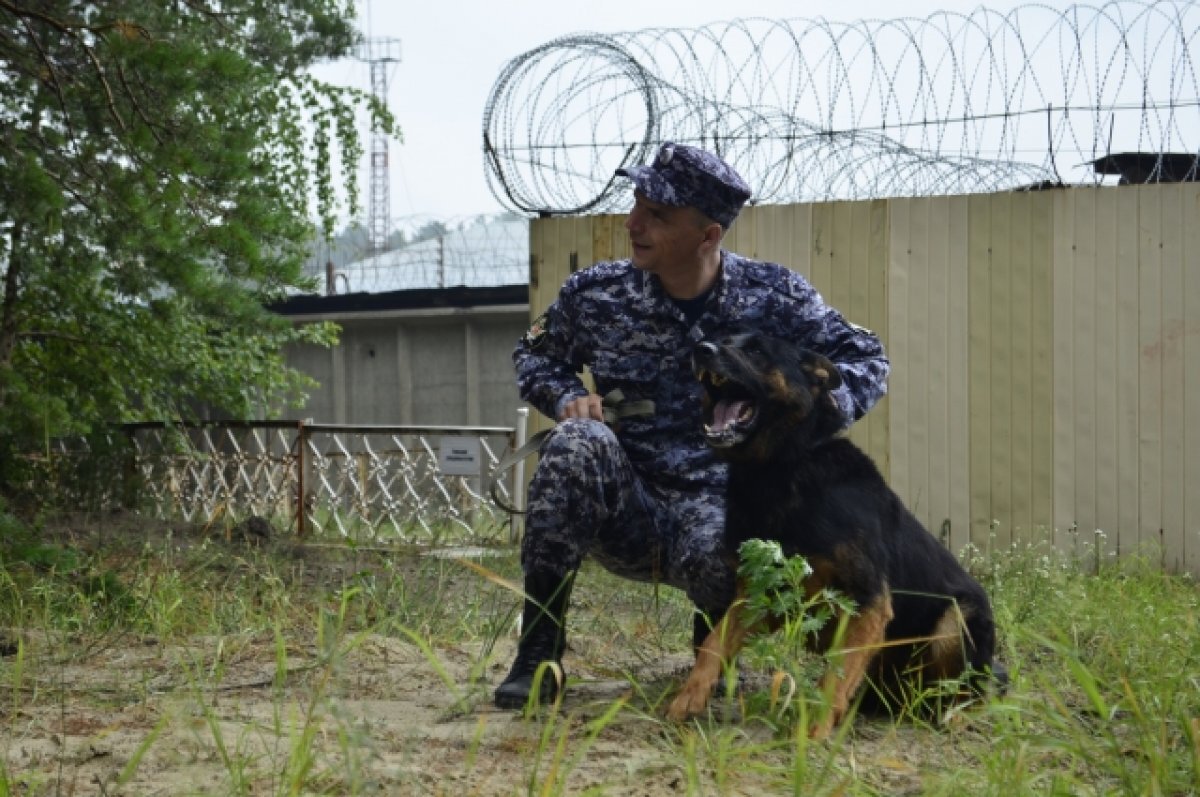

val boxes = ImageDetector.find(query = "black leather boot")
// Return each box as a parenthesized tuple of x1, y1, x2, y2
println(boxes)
(494, 570, 575, 709)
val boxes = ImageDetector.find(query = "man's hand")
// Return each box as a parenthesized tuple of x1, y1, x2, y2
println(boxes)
(558, 394, 606, 422)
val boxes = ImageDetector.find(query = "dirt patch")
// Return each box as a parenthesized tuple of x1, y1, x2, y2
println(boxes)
(5, 629, 706, 794)
(1, 518, 989, 795)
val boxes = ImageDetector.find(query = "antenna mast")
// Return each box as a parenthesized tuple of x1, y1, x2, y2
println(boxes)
(355, 37, 401, 255)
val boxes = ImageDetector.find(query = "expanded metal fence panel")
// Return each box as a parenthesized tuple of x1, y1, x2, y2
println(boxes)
(55, 421, 521, 545)
(299, 425, 514, 543)
(127, 422, 301, 525)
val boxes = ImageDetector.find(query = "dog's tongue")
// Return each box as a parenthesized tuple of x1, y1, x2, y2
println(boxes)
(711, 400, 749, 432)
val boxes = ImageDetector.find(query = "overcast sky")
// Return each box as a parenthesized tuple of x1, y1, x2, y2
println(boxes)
(313, 0, 1051, 225)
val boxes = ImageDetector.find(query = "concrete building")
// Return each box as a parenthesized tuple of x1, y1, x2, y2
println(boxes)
(275, 285, 528, 428)
(276, 216, 531, 428)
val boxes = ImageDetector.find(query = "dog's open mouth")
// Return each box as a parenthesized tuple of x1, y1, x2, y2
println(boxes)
(696, 369, 758, 448)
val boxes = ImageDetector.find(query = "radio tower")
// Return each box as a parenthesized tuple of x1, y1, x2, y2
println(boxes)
(355, 37, 401, 255)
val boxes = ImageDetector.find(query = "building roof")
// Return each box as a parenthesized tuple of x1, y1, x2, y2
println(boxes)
(270, 284, 528, 317)
(1088, 153, 1200, 184)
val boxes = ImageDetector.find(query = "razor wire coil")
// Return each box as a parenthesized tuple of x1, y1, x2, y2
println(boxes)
(482, 1, 1200, 215)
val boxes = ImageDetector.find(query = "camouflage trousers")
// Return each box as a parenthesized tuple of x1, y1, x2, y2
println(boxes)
(522, 418, 734, 614)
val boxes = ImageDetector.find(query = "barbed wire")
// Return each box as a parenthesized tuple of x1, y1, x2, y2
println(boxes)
(305, 213, 528, 294)
(483, 1, 1199, 215)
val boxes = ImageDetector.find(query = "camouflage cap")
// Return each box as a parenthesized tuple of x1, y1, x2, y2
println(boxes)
(616, 142, 753, 228)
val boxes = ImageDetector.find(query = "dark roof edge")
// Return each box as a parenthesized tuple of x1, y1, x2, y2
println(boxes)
(269, 284, 529, 316)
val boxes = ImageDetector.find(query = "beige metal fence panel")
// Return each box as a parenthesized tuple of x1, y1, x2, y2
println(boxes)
(1050, 185, 1199, 570)
(888, 196, 972, 553)
(1051, 190, 1077, 553)
(528, 183, 1198, 573)
(1065, 189, 1100, 556)
(1164, 184, 1190, 572)
(1185, 184, 1200, 575)
(129, 423, 298, 524)
(1092, 189, 1122, 559)
(753, 203, 813, 279)
(965, 192, 1056, 555)
(887, 200, 916, 534)
(1029, 194, 1057, 555)
(800, 201, 891, 469)
(1075, 188, 1116, 559)
(1115, 187, 1142, 560)
(1155, 184, 1194, 572)
(1139, 187, 1166, 561)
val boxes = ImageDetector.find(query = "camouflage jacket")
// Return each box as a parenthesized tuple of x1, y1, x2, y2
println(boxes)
(513, 250, 890, 492)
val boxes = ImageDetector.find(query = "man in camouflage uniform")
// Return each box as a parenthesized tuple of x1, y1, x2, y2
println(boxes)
(494, 142, 890, 709)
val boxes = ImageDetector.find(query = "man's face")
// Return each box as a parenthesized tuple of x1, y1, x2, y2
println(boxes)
(624, 192, 713, 273)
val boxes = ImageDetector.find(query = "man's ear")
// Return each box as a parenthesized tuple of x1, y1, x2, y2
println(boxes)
(698, 221, 724, 254)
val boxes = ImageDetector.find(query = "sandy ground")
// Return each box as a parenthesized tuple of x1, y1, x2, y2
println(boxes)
(4, 627, 728, 795)
(1, 528, 976, 796)
(3, 624, 971, 796)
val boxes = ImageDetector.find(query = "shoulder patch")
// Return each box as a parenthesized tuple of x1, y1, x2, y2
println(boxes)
(523, 311, 550, 349)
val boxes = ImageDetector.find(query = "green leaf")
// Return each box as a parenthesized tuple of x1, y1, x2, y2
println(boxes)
(0, 0, 397, 493)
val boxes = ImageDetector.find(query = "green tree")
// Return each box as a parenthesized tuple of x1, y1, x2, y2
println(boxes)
(0, 0, 394, 487)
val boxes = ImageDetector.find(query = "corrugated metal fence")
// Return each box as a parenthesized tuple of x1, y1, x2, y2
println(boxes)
(529, 183, 1200, 573)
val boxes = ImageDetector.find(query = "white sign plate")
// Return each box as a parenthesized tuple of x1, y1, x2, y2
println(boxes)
(438, 436, 481, 476)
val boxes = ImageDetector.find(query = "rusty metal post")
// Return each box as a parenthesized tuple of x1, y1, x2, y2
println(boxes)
(295, 420, 308, 537)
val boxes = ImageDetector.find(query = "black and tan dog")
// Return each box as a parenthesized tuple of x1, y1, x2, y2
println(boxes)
(666, 331, 1000, 738)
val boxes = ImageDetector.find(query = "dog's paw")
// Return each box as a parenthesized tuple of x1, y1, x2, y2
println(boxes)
(805, 703, 844, 740)
(807, 715, 834, 740)
(666, 681, 713, 721)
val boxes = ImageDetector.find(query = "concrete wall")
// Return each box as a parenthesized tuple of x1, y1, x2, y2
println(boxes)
(281, 303, 528, 429)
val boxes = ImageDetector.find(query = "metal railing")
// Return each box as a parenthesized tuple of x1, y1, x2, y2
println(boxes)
(50, 413, 531, 546)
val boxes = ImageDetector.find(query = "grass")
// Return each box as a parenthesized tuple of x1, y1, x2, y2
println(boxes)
(0, 505, 1197, 795)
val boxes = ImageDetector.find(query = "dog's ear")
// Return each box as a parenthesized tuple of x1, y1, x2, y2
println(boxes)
(798, 350, 843, 392)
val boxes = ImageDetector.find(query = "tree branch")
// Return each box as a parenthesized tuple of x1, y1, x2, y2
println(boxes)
(115, 59, 163, 145)
(17, 330, 88, 345)
(16, 15, 81, 148)
(4, 0, 127, 132)
(0, 0, 74, 34)
(78, 34, 126, 132)
(0, 222, 24, 370)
